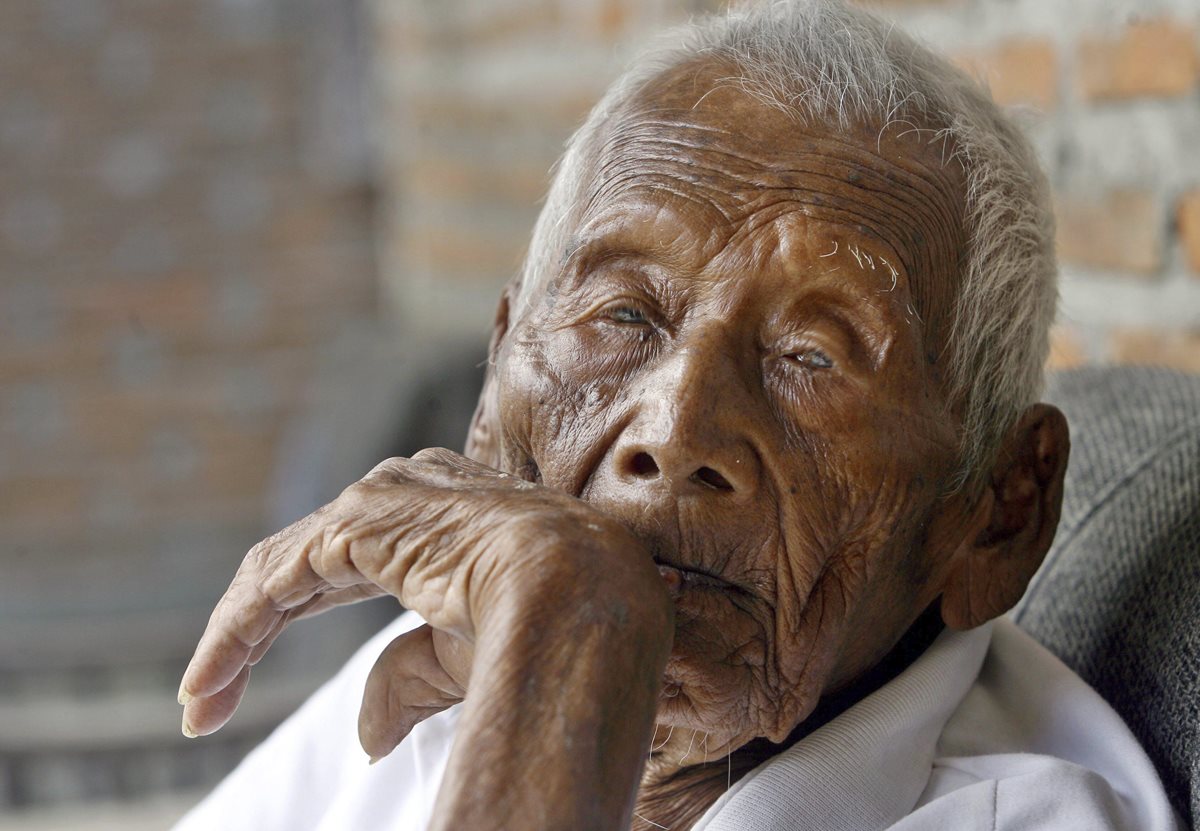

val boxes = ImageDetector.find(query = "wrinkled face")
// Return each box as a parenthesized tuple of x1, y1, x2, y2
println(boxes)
(493, 64, 973, 750)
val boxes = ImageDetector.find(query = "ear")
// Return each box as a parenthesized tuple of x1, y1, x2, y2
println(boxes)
(463, 283, 515, 468)
(940, 403, 1070, 630)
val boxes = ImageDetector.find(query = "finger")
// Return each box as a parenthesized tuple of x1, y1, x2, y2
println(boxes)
(182, 665, 251, 737)
(180, 570, 288, 702)
(179, 529, 330, 704)
(410, 447, 500, 476)
(431, 626, 473, 690)
(366, 449, 506, 492)
(246, 585, 388, 667)
(179, 486, 396, 722)
(289, 583, 387, 622)
(358, 625, 465, 763)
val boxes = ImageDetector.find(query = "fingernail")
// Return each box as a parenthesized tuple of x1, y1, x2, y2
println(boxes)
(177, 679, 192, 706)
(182, 720, 198, 739)
(368, 755, 382, 766)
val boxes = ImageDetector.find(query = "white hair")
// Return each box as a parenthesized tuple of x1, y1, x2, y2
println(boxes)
(514, 0, 1057, 491)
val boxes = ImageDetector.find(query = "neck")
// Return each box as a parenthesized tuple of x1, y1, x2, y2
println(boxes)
(632, 605, 945, 830)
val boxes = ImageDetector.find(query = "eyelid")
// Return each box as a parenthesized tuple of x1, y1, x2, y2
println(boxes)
(779, 339, 838, 369)
(785, 345, 834, 367)
(778, 305, 884, 373)
(580, 293, 663, 325)
(816, 304, 891, 372)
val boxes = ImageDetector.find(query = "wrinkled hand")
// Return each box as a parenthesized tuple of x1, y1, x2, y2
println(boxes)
(178, 448, 673, 830)
(357, 621, 471, 762)
(177, 449, 506, 747)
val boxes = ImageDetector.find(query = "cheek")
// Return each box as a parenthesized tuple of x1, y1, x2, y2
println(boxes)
(495, 326, 632, 485)
(746, 440, 944, 731)
(804, 466, 946, 691)
(494, 338, 548, 474)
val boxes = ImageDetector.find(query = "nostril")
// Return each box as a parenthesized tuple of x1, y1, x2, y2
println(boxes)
(629, 452, 660, 478)
(692, 466, 733, 491)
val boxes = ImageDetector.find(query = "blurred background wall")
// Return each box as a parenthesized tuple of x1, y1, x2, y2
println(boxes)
(373, 0, 1200, 365)
(1, 0, 1197, 827)
(0, 1, 395, 827)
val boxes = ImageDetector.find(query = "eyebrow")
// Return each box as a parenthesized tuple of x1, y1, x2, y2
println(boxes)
(555, 237, 669, 299)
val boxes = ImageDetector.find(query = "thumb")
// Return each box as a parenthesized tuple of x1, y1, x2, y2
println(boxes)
(358, 624, 466, 764)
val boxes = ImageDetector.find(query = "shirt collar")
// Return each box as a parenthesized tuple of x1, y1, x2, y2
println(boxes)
(692, 622, 993, 831)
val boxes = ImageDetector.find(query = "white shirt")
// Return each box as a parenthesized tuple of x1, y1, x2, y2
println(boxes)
(176, 613, 1181, 831)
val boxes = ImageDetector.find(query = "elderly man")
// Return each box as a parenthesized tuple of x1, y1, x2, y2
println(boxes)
(175, 1, 1180, 829)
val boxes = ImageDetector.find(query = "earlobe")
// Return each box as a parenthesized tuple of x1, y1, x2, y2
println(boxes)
(940, 403, 1070, 630)
(464, 284, 515, 468)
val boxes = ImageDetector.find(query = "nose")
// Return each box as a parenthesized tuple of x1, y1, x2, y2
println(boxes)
(608, 348, 761, 498)
(618, 447, 746, 492)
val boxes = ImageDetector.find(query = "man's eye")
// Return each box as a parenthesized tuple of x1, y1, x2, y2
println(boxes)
(786, 348, 834, 369)
(605, 305, 650, 325)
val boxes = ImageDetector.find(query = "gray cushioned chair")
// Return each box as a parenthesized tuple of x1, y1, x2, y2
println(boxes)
(1016, 367, 1200, 829)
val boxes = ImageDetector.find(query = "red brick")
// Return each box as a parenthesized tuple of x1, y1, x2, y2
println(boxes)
(1046, 325, 1088, 370)
(0, 0, 380, 660)
(597, 0, 628, 39)
(373, 16, 426, 56)
(424, 2, 562, 50)
(66, 273, 213, 337)
(1055, 189, 1164, 275)
(1111, 329, 1200, 373)
(403, 224, 528, 278)
(405, 88, 601, 134)
(1078, 19, 1199, 100)
(200, 434, 279, 502)
(1178, 190, 1200, 275)
(402, 155, 550, 207)
(952, 37, 1058, 110)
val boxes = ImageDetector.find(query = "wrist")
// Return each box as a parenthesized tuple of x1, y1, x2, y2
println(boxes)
(436, 518, 673, 831)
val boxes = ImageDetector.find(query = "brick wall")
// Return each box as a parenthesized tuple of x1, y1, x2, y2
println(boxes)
(369, 0, 1200, 373)
(0, 1, 377, 618)
(0, 0, 380, 810)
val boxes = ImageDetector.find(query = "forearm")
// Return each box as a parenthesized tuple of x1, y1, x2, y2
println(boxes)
(430, 557, 673, 831)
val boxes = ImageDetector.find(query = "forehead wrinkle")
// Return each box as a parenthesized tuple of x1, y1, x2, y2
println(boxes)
(584, 136, 753, 227)
(582, 165, 951, 294)
(710, 143, 962, 289)
(763, 196, 949, 295)
(570, 101, 965, 346)
(614, 107, 962, 212)
(587, 118, 959, 266)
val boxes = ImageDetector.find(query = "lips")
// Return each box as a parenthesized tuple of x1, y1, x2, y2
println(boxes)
(636, 527, 742, 595)
(654, 557, 731, 596)
(657, 562, 684, 594)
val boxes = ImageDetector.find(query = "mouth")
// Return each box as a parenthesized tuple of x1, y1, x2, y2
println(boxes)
(653, 555, 732, 595)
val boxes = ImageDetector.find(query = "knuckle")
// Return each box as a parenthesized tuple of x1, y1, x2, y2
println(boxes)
(411, 447, 452, 463)
(319, 517, 356, 571)
(413, 447, 483, 475)
(357, 456, 410, 487)
(373, 455, 409, 471)
(242, 538, 273, 576)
